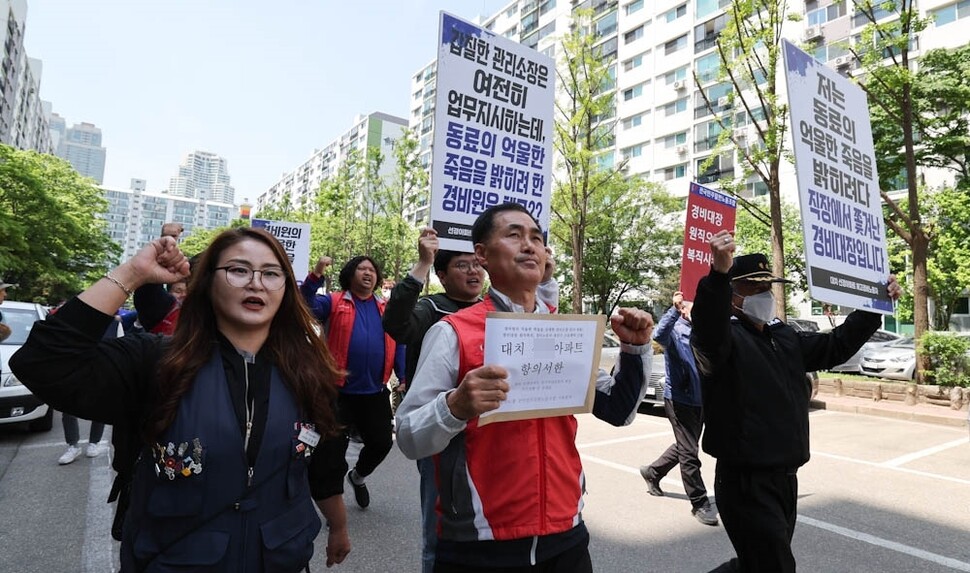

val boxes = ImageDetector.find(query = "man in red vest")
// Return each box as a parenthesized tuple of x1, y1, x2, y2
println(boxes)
(396, 203, 654, 572)
(301, 255, 405, 509)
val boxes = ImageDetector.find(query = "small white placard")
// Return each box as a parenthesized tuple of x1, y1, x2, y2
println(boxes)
(480, 312, 605, 426)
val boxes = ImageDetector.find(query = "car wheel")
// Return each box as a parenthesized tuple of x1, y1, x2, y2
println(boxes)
(28, 407, 53, 432)
(807, 372, 820, 400)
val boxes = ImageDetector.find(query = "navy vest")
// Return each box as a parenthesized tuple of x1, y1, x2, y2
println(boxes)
(121, 350, 321, 572)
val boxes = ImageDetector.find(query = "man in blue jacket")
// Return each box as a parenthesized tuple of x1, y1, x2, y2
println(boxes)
(640, 291, 718, 526)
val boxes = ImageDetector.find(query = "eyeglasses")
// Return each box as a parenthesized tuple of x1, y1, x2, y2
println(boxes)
(215, 266, 286, 291)
(452, 261, 482, 273)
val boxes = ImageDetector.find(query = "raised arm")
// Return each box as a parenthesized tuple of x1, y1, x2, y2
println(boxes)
(592, 307, 655, 426)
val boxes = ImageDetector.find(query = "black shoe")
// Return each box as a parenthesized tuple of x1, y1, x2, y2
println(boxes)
(692, 501, 719, 526)
(347, 471, 370, 508)
(639, 466, 664, 496)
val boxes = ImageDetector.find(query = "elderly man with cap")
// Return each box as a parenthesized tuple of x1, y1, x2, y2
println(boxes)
(0, 278, 17, 342)
(690, 231, 900, 573)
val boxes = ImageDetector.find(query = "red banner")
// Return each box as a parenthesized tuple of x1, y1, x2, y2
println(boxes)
(679, 182, 737, 302)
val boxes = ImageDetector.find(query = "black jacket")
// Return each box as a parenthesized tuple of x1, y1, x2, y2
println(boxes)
(382, 274, 479, 383)
(690, 270, 880, 469)
(9, 297, 343, 500)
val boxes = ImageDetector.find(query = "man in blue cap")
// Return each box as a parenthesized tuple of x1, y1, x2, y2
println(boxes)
(691, 232, 901, 573)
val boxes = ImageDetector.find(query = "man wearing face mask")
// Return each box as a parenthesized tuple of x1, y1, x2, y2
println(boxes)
(691, 232, 901, 573)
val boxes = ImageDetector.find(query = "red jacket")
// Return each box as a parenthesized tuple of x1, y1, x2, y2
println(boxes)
(438, 296, 584, 542)
(326, 291, 395, 388)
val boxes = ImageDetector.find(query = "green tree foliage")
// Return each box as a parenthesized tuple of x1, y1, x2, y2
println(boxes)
(258, 133, 424, 282)
(918, 332, 970, 388)
(849, 0, 933, 380)
(699, 0, 793, 318)
(0, 144, 119, 303)
(884, 187, 970, 330)
(552, 9, 626, 313)
(735, 198, 807, 300)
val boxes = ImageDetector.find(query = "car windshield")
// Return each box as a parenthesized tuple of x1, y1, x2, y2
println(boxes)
(890, 337, 915, 348)
(0, 308, 39, 345)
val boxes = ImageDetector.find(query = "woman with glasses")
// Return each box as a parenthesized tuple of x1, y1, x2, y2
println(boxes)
(10, 227, 352, 572)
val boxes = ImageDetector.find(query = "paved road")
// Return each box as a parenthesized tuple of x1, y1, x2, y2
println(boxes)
(0, 408, 967, 572)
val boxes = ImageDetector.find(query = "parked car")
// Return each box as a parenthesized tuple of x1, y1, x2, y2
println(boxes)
(601, 332, 666, 408)
(860, 333, 970, 381)
(860, 337, 917, 380)
(0, 301, 52, 431)
(826, 329, 902, 374)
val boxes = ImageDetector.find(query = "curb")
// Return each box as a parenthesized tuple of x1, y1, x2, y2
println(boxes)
(810, 398, 969, 428)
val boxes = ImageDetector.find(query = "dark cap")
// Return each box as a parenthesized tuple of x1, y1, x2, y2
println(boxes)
(728, 253, 791, 283)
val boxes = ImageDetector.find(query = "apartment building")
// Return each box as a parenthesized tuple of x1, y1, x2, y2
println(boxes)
(406, 0, 969, 223)
(102, 178, 234, 262)
(49, 113, 106, 183)
(1, 0, 51, 153)
(167, 150, 235, 204)
(255, 111, 408, 214)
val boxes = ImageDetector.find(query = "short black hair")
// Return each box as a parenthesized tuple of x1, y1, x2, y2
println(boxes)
(433, 250, 468, 274)
(338, 256, 383, 292)
(471, 203, 541, 245)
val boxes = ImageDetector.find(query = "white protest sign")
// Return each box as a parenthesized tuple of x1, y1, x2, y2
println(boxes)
(782, 40, 893, 314)
(479, 313, 604, 426)
(429, 11, 555, 252)
(251, 219, 311, 278)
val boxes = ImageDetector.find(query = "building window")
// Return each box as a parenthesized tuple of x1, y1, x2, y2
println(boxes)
(932, 0, 970, 26)
(807, 1, 847, 26)
(665, 4, 687, 22)
(623, 51, 647, 71)
(624, 25, 644, 44)
(623, 83, 645, 101)
(696, 0, 732, 19)
(621, 144, 643, 159)
(664, 34, 688, 55)
(625, 0, 644, 15)
(695, 52, 721, 83)
(661, 164, 688, 180)
(622, 113, 644, 129)
(596, 11, 618, 38)
(663, 98, 688, 116)
(662, 131, 688, 147)
(663, 66, 688, 84)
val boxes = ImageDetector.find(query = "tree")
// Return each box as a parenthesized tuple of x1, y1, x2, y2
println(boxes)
(375, 129, 428, 281)
(557, 179, 681, 316)
(849, 0, 955, 382)
(696, 0, 792, 319)
(552, 9, 627, 313)
(0, 145, 119, 303)
(734, 198, 808, 298)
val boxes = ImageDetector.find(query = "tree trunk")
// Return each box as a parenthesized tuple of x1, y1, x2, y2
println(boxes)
(767, 163, 786, 317)
(571, 222, 583, 313)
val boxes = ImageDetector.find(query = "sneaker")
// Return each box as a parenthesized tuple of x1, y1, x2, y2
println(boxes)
(692, 501, 719, 526)
(86, 442, 105, 458)
(58, 445, 82, 465)
(347, 470, 370, 508)
(639, 466, 664, 497)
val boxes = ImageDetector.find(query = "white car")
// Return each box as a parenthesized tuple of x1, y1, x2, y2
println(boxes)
(860, 337, 917, 380)
(827, 329, 903, 374)
(0, 300, 52, 431)
(601, 332, 666, 407)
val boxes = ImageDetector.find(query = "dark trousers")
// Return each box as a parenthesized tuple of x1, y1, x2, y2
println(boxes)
(336, 389, 393, 477)
(714, 461, 798, 573)
(433, 539, 593, 573)
(62, 413, 105, 446)
(647, 399, 707, 508)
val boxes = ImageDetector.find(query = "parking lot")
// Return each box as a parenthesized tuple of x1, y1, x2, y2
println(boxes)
(1, 405, 967, 572)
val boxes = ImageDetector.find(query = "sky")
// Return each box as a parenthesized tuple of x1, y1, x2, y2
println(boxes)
(24, 0, 511, 204)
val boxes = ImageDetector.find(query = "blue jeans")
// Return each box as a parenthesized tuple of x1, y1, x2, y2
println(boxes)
(418, 457, 437, 573)
(62, 413, 104, 446)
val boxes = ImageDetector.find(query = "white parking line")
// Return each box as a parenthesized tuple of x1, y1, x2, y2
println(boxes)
(581, 454, 970, 571)
(798, 515, 970, 571)
(810, 450, 970, 486)
(880, 437, 969, 468)
(82, 455, 117, 573)
(577, 431, 672, 449)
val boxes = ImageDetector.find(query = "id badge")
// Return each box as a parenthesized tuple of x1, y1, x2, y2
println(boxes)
(298, 424, 320, 448)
